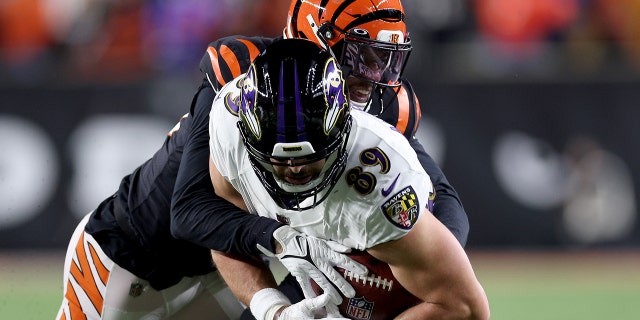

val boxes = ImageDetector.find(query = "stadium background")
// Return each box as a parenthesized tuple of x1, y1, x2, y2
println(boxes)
(1, 0, 639, 319)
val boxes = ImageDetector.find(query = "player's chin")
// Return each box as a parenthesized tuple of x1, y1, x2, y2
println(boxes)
(347, 79, 373, 102)
(284, 175, 312, 184)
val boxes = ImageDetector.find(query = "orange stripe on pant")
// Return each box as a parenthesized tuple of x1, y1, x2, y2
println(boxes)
(61, 233, 109, 319)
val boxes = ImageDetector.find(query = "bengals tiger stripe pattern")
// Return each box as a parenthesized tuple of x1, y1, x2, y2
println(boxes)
(57, 216, 113, 319)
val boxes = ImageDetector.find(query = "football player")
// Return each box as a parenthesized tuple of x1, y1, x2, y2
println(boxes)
(191, 0, 469, 246)
(208, 38, 489, 320)
(56, 0, 470, 318)
(172, 1, 470, 316)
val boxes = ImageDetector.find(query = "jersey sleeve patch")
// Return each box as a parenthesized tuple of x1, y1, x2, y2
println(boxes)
(380, 185, 420, 230)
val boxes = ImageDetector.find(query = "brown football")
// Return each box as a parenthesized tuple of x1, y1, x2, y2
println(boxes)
(312, 250, 422, 320)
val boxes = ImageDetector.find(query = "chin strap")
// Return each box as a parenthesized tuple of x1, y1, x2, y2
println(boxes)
(357, 86, 385, 116)
(373, 86, 386, 116)
(372, 84, 404, 116)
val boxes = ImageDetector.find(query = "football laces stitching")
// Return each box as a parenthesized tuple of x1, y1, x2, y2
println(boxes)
(342, 270, 394, 292)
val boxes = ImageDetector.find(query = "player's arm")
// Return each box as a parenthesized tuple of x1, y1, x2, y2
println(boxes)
(207, 155, 280, 304)
(211, 238, 337, 320)
(170, 81, 283, 257)
(409, 138, 469, 246)
(367, 211, 489, 320)
(207, 155, 279, 303)
(395, 80, 470, 246)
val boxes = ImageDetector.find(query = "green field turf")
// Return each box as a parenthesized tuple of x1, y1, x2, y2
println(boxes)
(2, 250, 639, 319)
(0, 251, 63, 319)
(472, 251, 640, 320)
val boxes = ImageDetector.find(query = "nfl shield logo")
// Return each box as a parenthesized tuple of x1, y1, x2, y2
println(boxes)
(129, 282, 144, 297)
(346, 296, 374, 320)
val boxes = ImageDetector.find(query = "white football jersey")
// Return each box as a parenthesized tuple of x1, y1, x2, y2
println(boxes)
(209, 77, 433, 250)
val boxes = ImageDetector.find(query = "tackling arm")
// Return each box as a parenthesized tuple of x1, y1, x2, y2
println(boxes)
(409, 138, 470, 246)
(398, 80, 470, 246)
(170, 82, 283, 256)
(207, 156, 280, 306)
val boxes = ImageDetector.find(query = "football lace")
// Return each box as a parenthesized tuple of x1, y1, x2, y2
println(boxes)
(342, 270, 394, 291)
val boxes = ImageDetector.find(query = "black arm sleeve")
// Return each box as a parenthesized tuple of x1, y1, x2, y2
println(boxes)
(409, 137, 469, 246)
(170, 82, 283, 256)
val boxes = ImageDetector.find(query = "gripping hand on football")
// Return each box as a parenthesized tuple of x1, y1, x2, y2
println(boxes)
(251, 288, 347, 320)
(257, 225, 368, 304)
(278, 292, 349, 320)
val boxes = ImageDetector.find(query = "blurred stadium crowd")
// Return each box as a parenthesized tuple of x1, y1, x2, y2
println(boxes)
(1, 0, 639, 250)
(1, 0, 640, 85)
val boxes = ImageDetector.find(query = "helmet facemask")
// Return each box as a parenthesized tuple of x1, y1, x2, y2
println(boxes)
(239, 118, 352, 211)
(338, 28, 412, 112)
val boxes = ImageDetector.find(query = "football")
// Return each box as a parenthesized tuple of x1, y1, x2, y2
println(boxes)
(312, 250, 422, 320)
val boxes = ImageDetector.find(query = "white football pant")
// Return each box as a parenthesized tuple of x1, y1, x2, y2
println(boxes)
(57, 213, 245, 319)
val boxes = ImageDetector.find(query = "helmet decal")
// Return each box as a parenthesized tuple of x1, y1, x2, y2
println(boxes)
(277, 60, 307, 144)
(224, 91, 241, 115)
(377, 29, 404, 43)
(241, 64, 261, 140)
(323, 57, 348, 135)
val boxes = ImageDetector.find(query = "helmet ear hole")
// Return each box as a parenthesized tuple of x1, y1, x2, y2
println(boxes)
(351, 28, 370, 38)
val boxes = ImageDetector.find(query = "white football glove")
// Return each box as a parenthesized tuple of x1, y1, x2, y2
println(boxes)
(322, 303, 345, 319)
(251, 288, 347, 320)
(257, 225, 368, 304)
(278, 292, 349, 320)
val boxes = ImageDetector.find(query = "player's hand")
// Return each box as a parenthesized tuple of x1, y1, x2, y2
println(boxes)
(250, 288, 347, 320)
(257, 225, 368, 304)
(277, 293, 348, 320)
(322, 303, 345, 319)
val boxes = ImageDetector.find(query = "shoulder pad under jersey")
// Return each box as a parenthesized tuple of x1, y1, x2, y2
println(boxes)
(200, 35, 277, 91)
(375, 80, 422, 139)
